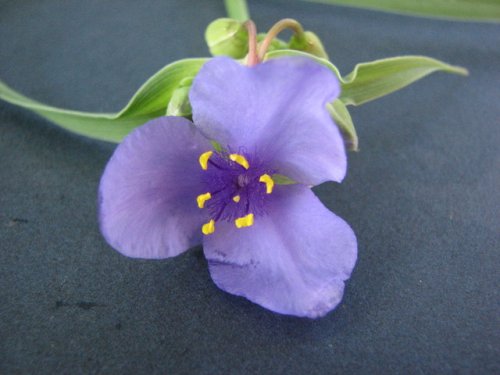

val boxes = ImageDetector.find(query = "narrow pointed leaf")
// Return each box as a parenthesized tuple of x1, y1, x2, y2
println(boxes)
(265, 50, 467, 106)
(0, 58, 207, 142)
(339, 55, 468, 105)
(301, 0, 500, 22)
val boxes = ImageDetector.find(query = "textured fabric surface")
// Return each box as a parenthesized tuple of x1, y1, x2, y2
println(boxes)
(0, 0, 499, 373)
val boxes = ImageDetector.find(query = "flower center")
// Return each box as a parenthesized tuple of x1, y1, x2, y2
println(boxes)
(196, 150, 275, 235)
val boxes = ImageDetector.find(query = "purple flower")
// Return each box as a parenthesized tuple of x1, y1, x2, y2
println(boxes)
(99, 57, 357, 318)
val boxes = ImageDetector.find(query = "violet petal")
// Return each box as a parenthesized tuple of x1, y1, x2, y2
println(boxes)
(190, 56, 347, 185)
(99, 117, 211, 259)
(203, 184, 357, 318)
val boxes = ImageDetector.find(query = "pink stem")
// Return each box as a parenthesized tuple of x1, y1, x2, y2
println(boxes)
(244, 20, 259, 66)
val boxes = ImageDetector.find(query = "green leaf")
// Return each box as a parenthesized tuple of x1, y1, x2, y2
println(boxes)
(265, 50, 467, 106)
(327, 100, 359, 151)
(339, 56, 468, 105)
(0, 58, 208, 142)
(301, 0, 500, 22)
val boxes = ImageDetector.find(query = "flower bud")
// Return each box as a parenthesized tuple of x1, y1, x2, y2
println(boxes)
(289, 31, 329, 59)
(205, 18, 248, 58)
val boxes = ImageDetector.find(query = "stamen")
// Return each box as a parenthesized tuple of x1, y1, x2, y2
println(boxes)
(259, 174, 274, 194)
(229, 153, 250, 169)
(202, 219, 215, 235)
(199, 151, 213, 170)
(235, 213, 254, 229)
(232, 195, 241, 203)
(196, 192, 212, 208)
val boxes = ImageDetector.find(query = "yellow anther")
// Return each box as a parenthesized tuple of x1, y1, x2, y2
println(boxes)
(199, 151, 213, 170)
(202, 219, 215, 235)
(235, 213, 254, 229)
(259, 174, 274, 194)
(196, 192, 212, 208)
(232, 195, 241, 203)
(229, 153, 250, 169)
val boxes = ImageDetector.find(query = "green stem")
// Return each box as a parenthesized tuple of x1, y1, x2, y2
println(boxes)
(224, 0, 250, 21)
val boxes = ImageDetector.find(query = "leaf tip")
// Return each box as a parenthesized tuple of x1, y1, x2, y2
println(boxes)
(451, 65, 469, 76)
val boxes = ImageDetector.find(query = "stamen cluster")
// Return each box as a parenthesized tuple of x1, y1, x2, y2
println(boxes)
(197, 150, 275, 235)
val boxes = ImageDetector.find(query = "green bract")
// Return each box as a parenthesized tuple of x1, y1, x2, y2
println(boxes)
(328, 100, 358, 151)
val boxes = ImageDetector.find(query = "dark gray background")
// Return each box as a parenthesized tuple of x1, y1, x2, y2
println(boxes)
(1, 0, 499, 373)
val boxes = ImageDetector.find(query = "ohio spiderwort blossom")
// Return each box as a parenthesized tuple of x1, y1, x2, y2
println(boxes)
(99, 56, 357, 318)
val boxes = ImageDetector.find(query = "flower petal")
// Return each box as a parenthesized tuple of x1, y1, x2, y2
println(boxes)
(190, 57, 347, 185)
(203, 185, 357, 318)
(99, 117, 212, 259)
